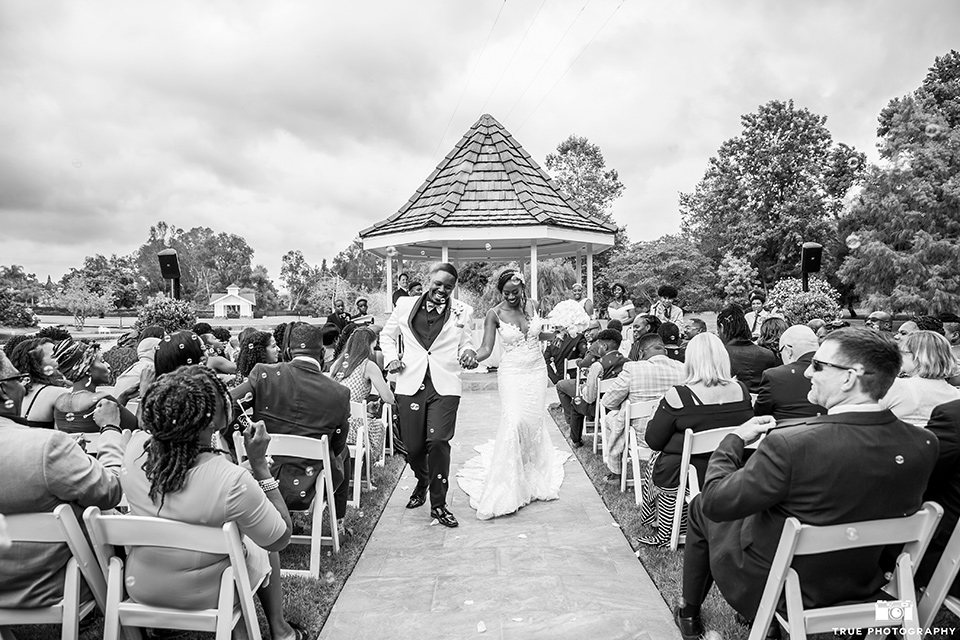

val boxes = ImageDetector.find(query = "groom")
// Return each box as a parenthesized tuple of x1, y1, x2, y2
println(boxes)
(380, 262, 478, 527)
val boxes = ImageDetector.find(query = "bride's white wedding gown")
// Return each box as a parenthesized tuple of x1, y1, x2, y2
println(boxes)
(457, 314, 571, 520)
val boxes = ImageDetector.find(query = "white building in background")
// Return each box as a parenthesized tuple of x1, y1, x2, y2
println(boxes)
(210, 285, 256, 318)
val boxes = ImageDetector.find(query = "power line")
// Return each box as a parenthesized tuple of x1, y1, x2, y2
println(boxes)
(504, 0, 592, 121)
(431, 0, 508, 162)
(516, 0, 625, 133)
(480, 0, 547, 115)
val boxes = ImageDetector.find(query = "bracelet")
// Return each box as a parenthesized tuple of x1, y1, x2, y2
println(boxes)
(99, 425, 122, 435)
(258, 477, 280, 493)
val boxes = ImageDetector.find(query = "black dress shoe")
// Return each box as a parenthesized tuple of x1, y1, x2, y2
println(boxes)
(674, 606, 704, 640)
(430, 506, 459, 528)
(572, 439, 584, 448)
(406, 488, 427, 509)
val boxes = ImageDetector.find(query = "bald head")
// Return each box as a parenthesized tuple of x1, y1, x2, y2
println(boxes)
(779, 325, 820, 364)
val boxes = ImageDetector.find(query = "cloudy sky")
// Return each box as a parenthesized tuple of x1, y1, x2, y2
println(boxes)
(1, 0, 958, 283)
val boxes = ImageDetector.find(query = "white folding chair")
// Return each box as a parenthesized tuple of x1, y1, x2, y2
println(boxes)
(562, 358, 579, 382)
(589, 378, 617, 454)
(83, 508, 265, 640)
(0, 505, 107, 640)
(669, 426, 746, 551)
(381, 402, 394, 458)
(266, 434, 341, 575)
(749, 502, 943, 640)
(918, 515, 960, 630)
(619, 399, 660, 501)
(347, 401, 372, 508)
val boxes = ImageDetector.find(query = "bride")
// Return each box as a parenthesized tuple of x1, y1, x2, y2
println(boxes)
(456, 269, 570, 520)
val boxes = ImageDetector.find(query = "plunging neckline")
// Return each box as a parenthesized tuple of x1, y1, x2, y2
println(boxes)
(496, 308, 530, 337)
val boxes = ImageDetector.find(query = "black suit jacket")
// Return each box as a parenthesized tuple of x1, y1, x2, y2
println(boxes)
(753, 352, 825, 420)
(543, 333, 587, 384)
(725, 338, 779, 394)
(917, 399, 960, 594)
(238, 359, 350, 509)
(698, 409, 938, 618)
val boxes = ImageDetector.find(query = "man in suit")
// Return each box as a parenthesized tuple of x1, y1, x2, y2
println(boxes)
(556, 329, 626, 448)
(328, 299, 353, 332)
(380, 262, 477, 528)
(675, 328, 939, 640)
(231, 323, 352, 532)
(753, 324, 825, 420)
(601, 333, 685, 483)
(917, 399, 960, 595)
(543, 327, 587, 385)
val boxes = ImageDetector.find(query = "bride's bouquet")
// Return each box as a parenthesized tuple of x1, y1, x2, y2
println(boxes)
(547, 300, 591, 336)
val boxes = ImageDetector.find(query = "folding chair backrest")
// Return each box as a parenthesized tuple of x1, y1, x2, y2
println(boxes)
(749, 502, 943, 640)
(266, 433, 329, 460)
(350, 401, 367, 427)
(919, 514, 960, 629)
(623, 399, 659, 427)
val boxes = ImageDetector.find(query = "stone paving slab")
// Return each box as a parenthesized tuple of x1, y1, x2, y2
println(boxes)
(319, 389, 680, 640)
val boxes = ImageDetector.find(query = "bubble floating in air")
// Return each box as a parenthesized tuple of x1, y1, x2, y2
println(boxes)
(42, 365, 56, 376)
(925, 123, 941, 138)
(3, 399, 13, 410)
(72, 159, 82, 168)
(420, 250, 426, 256)
(386, 246, 398, 257)
(847, 157, 860, 169)
(485, 243, 492, 251)
(845, 234, 862, 250)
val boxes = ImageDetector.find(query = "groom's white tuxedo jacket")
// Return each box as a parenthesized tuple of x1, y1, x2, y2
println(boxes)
(380, 295, 475, 397)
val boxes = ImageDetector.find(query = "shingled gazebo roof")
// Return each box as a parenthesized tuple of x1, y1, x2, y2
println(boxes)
(360, 113, 616, 262)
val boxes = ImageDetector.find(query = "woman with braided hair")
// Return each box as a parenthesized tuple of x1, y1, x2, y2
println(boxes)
(121, 365, 306, 640)
(10, 337, 69, 428)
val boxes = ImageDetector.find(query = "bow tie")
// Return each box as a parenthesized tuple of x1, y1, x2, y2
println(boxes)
(425, 301, 446, 314)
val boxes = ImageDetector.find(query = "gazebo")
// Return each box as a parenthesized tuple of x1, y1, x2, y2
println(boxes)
(360, 114, 617, 307)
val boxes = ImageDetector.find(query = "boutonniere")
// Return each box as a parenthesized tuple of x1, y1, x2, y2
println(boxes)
(451, 301, 466, 327)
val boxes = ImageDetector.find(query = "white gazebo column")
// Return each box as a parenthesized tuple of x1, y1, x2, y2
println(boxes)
(530, 240, 539, 302)
(576, 249, 583, 284)
(386, 254, 394, 311)
(441, 241, 449, 263)
(586, 244, 594, 304)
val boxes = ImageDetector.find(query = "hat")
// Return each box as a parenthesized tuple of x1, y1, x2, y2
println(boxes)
(586, 319, 601, 331)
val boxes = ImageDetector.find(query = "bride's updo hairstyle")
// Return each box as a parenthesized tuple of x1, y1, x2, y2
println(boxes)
(497, 269, 527, 308)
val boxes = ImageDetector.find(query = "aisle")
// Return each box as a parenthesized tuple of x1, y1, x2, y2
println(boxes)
(319, 388, 680, 640)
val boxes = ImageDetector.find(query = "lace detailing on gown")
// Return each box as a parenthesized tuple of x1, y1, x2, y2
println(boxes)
(457, 314, 571, 520)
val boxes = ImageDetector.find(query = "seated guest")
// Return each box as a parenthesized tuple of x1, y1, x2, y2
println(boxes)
(756, 316, 788, 366)
(408, 281, 423, 297)
(557, 329, 626, 448)
(570, 282, 595, 318)
(122, 366, 305, 640)
(52, 341, 137, 433)
(627, 314, 661, 360)
(658, 322, 685, 362)
(753, 325, 825, 420)
(10, 338, 69, 428)
(675, 328, 937, 639)
(807, 318, 826, 340)
(199, 332, 237, 375)
(0, 349, 25, 419)
(607, 283, 637, 327)
(352, 297, 370, 319)
(681, 318, 706, 348)
(543, 326, 587, 385)
(865, 310, 894, 336)
(0, 405, 124, 609)
(233, 330, 280, 387)
(817, 319, 850, 343)
(743, 291, 769, 340)
(880, 330, 960, 427)
(155, 330, 208, 376)
(896, 314, 944, 341)
(574, 320, 606, 370)
(717, 305, 777, 394)
(328, 299, 353, 331)
(112, 334, 162, 398)
(331, 327, 395, 465)
(916, 399, 960, 597)
(650, 285, 683, 325)
(230, 323, 351, 534)
(601, 333, 685, 486)
(641, 333, 753, 547)
(940, 313, 960, 360)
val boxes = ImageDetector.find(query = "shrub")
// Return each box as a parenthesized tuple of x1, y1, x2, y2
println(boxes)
(101, 345, 137, 385)
(135, 295, 197, 334)
(0, 297, 38, 328)
(37, 326, 72, 342)
(767, 277, 841, 325)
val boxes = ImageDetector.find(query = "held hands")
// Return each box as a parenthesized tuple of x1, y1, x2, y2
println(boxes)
(386, 360, 406, 374)
(93, 398, 121, 429)
(459, 349, 479, 369)
(734, 415, 777, 445)
(243, 420, 272, 468)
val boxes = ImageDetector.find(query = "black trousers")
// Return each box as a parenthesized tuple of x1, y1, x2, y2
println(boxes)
(556, 378, 593, 443)
(682, 496, 717, 610)
(396, 375, 460, 509)
(332, 447, 352, 519)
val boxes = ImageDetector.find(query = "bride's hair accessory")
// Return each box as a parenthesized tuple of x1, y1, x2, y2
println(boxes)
(496, 269, 525, 293)
(547, 299, 592, 336)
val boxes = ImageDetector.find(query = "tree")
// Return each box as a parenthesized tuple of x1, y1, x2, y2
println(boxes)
(681, 100, 865, 287)
(0, 265, 43, 304)
(767, 277, 841, 325)
(136, 294, 197, 333)
(717, 252, 760, 301)
(280, 250, 322, 311)
(838, 51, 960, 314)
(53, 276, 113, 330)
(545, 135, 624, 225)
(331, 238, 384, 292)
(244, 264, 281, 312)
(63, 254, 141, 309)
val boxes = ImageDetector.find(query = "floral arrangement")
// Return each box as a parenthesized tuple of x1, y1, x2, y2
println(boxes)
(547, 300, 591, 336)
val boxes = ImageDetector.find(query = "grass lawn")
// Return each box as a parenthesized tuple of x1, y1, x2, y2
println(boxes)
(7, 454, 406, 640)
(546, 404, 960, 639)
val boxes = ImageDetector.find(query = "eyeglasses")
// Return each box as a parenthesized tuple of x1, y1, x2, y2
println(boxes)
(810, 358, 874, 375)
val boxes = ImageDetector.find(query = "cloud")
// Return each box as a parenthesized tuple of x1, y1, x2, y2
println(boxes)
(0, 0, 958, 283)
